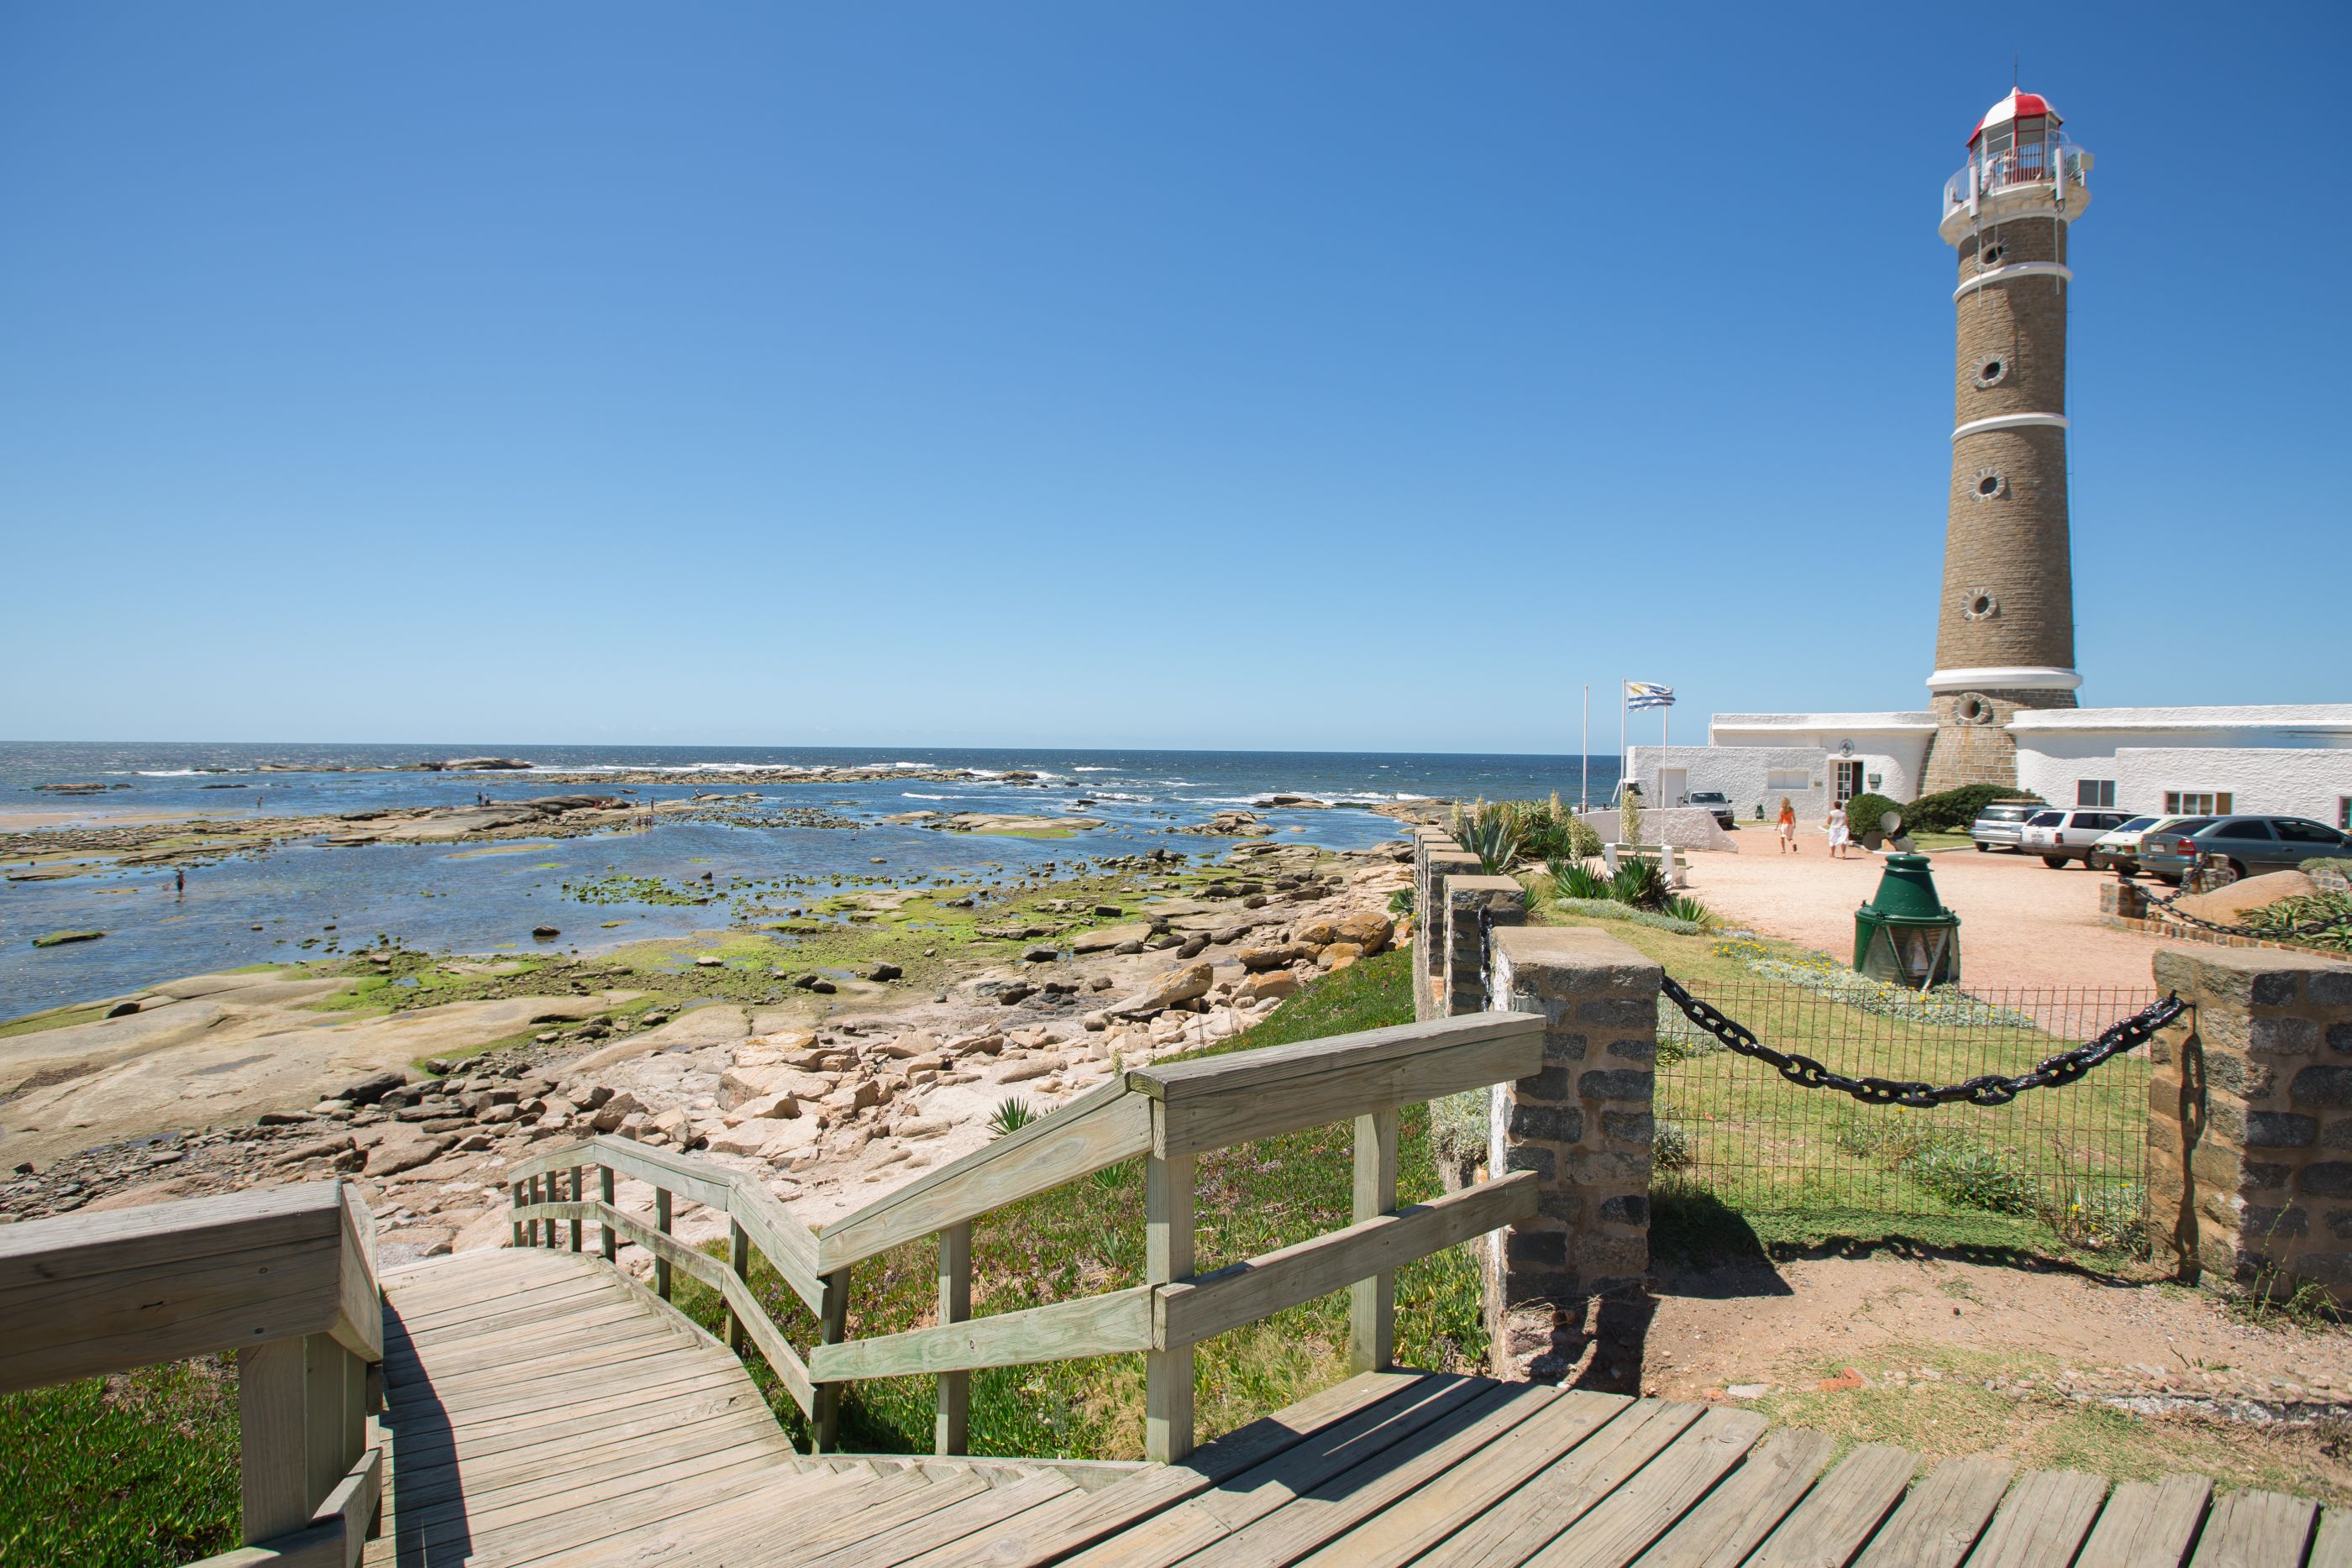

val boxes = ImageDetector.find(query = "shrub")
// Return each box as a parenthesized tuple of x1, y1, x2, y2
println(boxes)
(1554, 897, 1710, 936)
(1609, 857, 1669, 910)
(1654, 1120, 1694, 1171)
(1665, 894, 1714, 928)
(1903, 782, 2044, 834)
(1842, 791, 1903, 847)
(987, 1097, 1038, 1137)
(1619, 784, 1642, 846)
(1548, 855, 1609, 900)
(1451, 800, 1524, 874)
(2241, 891, 2352, 954)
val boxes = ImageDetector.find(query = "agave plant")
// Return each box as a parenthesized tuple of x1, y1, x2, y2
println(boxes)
(1547, 854, 1610, 901)
(1609, 857, 1669, 910)
(1666, 894, 1715, 928)
(987, 1096, 1038, 1138)
(1451, 799, 1525, 875)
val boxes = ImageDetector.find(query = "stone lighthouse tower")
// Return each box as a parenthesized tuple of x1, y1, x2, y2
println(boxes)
(1919, 88, 2093, 792)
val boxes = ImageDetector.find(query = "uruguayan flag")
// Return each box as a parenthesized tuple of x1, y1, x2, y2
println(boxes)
(1624, 681, 1676, 711)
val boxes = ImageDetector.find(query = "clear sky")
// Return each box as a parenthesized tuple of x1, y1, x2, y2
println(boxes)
(3, 3, 2345, 752)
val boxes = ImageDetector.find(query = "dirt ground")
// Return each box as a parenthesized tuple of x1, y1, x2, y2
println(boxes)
(1678, 832, 2168, 990)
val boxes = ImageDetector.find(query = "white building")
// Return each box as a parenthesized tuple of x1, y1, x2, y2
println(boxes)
(1630, 705, 2352, 831)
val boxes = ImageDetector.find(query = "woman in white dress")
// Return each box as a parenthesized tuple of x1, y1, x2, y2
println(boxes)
(1824, 802, 1852, 859)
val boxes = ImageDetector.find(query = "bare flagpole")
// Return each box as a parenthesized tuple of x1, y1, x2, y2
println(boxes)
(1618, 678, 1626, 808)
(1580, 684, 1589, 813)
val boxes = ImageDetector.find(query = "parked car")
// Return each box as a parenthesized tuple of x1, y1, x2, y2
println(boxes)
(2019, 808, 2133, 868)
(1968, 801, 2043, 852)
(2086, 815, 2171, 875)
(2134, 816, 2352, 885)
(1686, 790, 1735, 830)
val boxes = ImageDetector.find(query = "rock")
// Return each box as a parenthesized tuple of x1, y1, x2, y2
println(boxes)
(866, 962, 903, 982)
(531, 926, 560, 941)
(1317, 942, 1365, 972)
(1073, 922, 1154, 954)
(1021, 945, 1060, 964)
(1238, 944, 1310, 973)
(1335, 911, 1395, 952)
(995, 983, 1036, 1006)
(30, 931, 105, 948)
(706, 1118, 821, 1160)
(1093, 905, 1124, 918)
(477, 1104, 522, 1125)
(895, 1116, 954, 1140)
(717, 1065, 827, 1114)
(339, 1070, 409, 1107)
(367, 1125, 454, 1176)
(276, 1135, 354, 1166)
(2176, 869, 2320, 923)
(1000, 1055, 1067, 1084)
(1295, 917, 1342, 946)
(695, 955, 726, 968)
(1235, 970, 1300, 1004)
(1107, 962, 1215, 1020)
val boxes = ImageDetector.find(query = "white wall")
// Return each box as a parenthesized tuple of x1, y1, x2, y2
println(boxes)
(1706, 717, 1935, 802)
(1628, 744, 1830, 824)
(2014, 743, 2352, 826)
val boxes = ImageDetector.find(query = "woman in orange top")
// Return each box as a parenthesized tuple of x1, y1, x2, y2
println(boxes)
(1776, 797, 1798, 854)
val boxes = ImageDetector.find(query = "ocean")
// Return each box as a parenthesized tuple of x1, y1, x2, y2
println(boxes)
(0, 742, 1621, 1012)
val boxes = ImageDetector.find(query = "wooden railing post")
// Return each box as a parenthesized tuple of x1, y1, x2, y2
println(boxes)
(599, 1165, 617, 1261)
(1350, 1108, 1399, 1373)
(654, 1188, 674, 1301)
(542, 1173, 559, 1249)
(1144, 1151, 1196, 1463)
(239, 1335, 317, 1544)
(511, 1179, 528, 1247)
(814, 1268, 851, 1451)
(727, 1219, 750, 1355)
(569, 1164, 585, 1252)
(935, 1221, 971, 1455)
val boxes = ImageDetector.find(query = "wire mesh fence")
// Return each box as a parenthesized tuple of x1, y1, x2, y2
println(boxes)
(1653, 974, 2157, 1251)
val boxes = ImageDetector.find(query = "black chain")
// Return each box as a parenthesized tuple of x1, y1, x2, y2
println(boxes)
(1658, 975, 2187, 1109)
(2128, 879, 2352, 940)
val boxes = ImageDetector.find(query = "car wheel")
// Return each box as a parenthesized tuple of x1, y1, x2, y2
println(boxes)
(1973, 842, 1988, 852)
(2041, 855, 2066, 868)
(2227, 859, 2250, 881)
(2087, 853, 2108, 872)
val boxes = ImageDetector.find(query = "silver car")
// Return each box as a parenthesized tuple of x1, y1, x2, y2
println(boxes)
(1968, 802, 2042, 852)
(2020, 808, 2132, 868)
(2087, 815, 2173, 875)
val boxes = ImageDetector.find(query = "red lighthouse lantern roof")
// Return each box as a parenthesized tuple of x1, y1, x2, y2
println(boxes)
(1967, 88, 2061, 145)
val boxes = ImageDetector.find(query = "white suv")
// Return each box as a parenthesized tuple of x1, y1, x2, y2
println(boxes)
(2020, 808, 2132, 868)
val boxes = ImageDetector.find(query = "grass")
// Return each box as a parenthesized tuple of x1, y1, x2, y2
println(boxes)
(668, 947, 1488, 1460)
(0, 1356, 242, 1567)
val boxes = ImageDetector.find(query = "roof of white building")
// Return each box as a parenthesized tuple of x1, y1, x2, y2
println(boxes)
(1711, 711, 1939, 732)
(2008, 704, 2352, 733)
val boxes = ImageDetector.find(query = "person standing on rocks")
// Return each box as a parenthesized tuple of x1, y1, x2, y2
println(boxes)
(175, 867, 186, 895)
(1776, 799, 1798, 855)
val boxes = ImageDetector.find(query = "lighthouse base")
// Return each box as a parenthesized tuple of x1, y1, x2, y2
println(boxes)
(1918, 686, 2079, 795)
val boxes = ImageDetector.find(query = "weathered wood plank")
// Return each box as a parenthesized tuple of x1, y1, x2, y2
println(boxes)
(2074, 1475, 2213, 1568)
(1147, 1030, 1542, 1157)
(1126, 1010, 1542, 1102)
(496, 1467, 890, 1568)
(936, 1219, 971, 1455)
(1629, 1426, 1836, 1568)
(1428, 1398, 1705, 1568)
(797, 1472, 1079, 1568)
(726, 1178, 826, 1314)
(1288, 1388, 1625, 1568)
(1351, 1108, 1398, 1373)
(2310, 1508, 2352, 1568)
(241, 1335, 314, 1544)
(509, 1136, 734, 1211)
(1528, 1407, 1771, 1567)
(1852, 1452, 2014, 1568)
(0, 1179, 345, 1287)
(809, 1284, 1155, 1382)
(1967, 1470, 2109, 1568)
(715, 1257, 815, 1416)
(2189, 1489, 2320, 1567)
(1741, 1444, 1915, 1568)
(1156, 1172, 1536, 1347)
(903, 1370, 1435, 1568)
(1146, 1149, 1196, 1464)
(817, 1078, 1151, 1273)
(1059, 1375, 1504, 1568)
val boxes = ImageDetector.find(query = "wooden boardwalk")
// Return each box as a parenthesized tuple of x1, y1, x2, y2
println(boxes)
(371, 1248, 2349, 1568)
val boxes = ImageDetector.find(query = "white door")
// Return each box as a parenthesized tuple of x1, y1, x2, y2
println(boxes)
(1833, 760, 1864, 805)
(1657, 767, 1688, 808)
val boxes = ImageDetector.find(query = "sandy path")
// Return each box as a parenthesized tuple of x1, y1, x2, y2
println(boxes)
(1678, 836, 2171, 991)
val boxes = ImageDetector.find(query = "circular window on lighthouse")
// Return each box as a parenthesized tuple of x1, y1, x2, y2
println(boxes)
(1979, 242, 2007, 269)
(1957, 695, 1997, 725)
(1971, 468, 2007, 501)
(1973, 357, 2008, 388)
(1965, 590, 2000, 621)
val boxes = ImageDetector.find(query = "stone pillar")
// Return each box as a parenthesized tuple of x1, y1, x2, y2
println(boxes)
(2149, 944, 2352, 1303)
(1483, 926, 1658, 1383)
(1443, 875, 1525, 1017)
(1415, 838, 1482, 1021)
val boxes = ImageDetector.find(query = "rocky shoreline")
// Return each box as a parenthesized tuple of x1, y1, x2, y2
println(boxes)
(0, 836, 1415, 1270)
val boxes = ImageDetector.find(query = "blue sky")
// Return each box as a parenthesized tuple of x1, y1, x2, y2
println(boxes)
(3, 3, 2344, 752)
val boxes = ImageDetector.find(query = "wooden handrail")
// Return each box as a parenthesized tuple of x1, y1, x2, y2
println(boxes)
(505, 1009, 1546, 1465)
(0, 1180, 386, 1567)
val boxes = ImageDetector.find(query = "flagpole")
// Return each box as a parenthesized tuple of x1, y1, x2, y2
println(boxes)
(1618, 678, 1626, 810)
(1580, 684, 1589, 814)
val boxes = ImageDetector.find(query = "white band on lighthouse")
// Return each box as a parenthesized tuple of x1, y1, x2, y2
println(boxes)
(1926, 666, 2084, 694)
(1953, 261, 2073, 301)
(1950, 412, 2069, 441)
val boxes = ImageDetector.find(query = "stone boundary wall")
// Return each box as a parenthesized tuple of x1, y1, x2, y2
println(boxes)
(2101, 881, 2344, 956)
(2149, 944, 2352, 1303)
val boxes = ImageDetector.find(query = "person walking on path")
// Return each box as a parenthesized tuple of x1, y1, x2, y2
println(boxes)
(1824, 800, 1852, 860)
(1776, 798, 1798, 854)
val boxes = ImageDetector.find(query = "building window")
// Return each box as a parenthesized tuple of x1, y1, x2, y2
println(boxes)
(2165, 790, 2234, 815)
(1973, 357, 2008, 388)
(2340, 797, 2349, 831)
(2076, 780, 2116, 808)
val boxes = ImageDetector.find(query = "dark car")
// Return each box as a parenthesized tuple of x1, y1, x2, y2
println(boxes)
(2135, 815, 2352, 885)
(1687, 790, 1735, 830)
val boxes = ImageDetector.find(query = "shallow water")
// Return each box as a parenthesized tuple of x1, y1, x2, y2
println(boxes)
(1, 744, 1620, 1012)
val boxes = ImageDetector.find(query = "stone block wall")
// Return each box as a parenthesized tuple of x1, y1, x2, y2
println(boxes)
(1482, 925, 1659, 1382)
(1415, 838, 1483, 1021)
(1444, 875, 1525, 1017)
(2148, 943, 2352, 1302)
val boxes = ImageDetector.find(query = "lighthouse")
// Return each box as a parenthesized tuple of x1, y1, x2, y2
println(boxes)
(1919, 88, 2093, 792)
